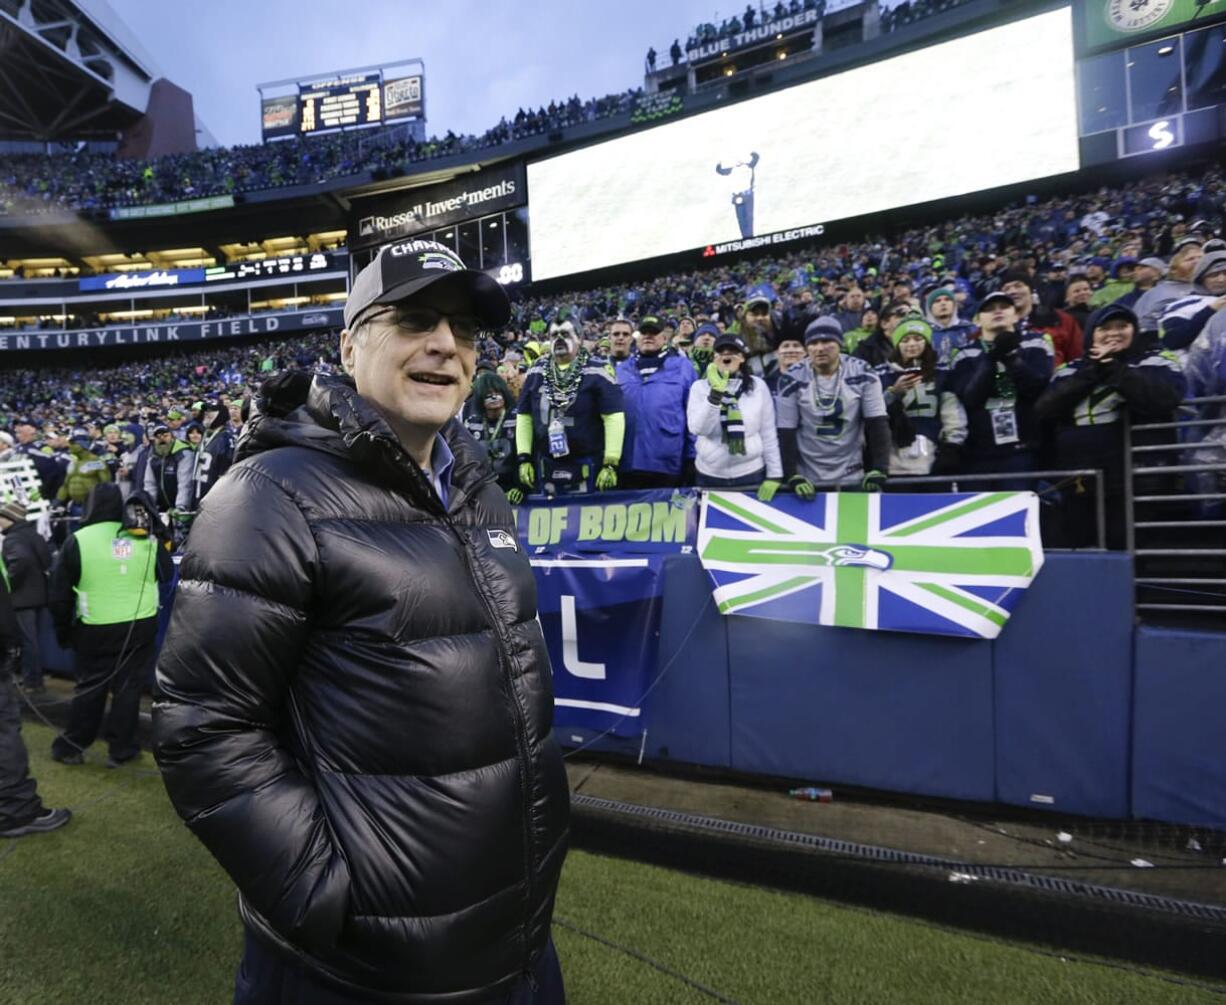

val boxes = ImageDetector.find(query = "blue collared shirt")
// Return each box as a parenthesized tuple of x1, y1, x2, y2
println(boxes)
(425, 433, 455, 508)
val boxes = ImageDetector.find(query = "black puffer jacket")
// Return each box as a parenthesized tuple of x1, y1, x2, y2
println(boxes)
(153, 373, 569, 1002)
(1, 518, 51, 610)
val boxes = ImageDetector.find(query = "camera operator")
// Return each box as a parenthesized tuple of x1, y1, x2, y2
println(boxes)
(48, 485, 173, 768)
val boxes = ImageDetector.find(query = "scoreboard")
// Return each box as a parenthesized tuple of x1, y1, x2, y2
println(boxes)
(260, 66, 425, 142)
(298, 74, 382, 134)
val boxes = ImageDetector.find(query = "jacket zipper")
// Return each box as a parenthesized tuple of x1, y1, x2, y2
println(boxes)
(379, 434, 540, 979)
(450, 526, 537, 977)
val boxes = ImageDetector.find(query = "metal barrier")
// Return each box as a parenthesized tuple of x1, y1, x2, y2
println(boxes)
(1125, 395, 1226, 622)
(806, 468, 1108, 552)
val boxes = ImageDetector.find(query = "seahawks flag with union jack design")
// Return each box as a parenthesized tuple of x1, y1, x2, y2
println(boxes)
(697, 492, 1044, 639)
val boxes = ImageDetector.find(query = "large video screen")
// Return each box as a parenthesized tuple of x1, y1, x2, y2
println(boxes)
(528, 8, 1078, 280)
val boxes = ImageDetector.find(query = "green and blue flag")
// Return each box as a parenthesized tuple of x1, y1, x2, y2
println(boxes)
(697, 491, 1044, 639)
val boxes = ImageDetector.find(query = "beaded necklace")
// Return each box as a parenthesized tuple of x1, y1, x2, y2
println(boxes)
(543, 348, 589, 414)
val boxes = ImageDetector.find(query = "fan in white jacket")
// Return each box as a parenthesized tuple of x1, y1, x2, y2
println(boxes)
(686, 332, 784, 498)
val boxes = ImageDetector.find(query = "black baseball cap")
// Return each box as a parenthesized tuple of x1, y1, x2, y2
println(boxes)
(712, 332, 748, 355)
(975, 290, 1015, 314)
(345, 239, 510, 330)
(638, 316, 664, 334)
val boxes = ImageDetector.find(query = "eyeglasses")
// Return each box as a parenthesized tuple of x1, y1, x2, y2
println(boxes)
(359, 305, 482, 344)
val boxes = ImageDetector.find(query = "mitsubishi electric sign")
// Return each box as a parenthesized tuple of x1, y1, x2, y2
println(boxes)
(350, 163, 525, 250)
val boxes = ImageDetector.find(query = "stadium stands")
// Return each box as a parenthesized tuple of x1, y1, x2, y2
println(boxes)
(683, 0, 971, 54)
(0, 89, 640, 216)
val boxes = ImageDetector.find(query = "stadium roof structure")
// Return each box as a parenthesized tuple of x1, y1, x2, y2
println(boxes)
(0, 0, 165, 141)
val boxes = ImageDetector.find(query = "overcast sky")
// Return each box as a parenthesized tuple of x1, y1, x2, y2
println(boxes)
(105, 0, 901, 148)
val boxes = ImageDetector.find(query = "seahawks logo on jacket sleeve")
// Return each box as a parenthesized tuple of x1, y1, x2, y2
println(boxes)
(487, 529, 518, 551)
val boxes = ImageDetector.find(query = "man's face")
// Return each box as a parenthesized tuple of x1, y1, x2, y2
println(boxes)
(978, 300, 1018, 333)
(167, 416, 183, 430)
(1172, 244, 1204, 281)
(105, 429, 120, 444)
(607, 324, 634, 359)
(340, 290, 478, 440)
(637, 327, 665, 354)
(1000, 280, 1033, 315)
(154, 432, 174, 453)
(807, 339, 841, 370)
(1065, 281, 1092, 307)
(497, 362, 524, 398)
(1086, 264, 1105, 285)
(930, 294, 956, 322)
(776, 339, 805, 369)
(1093, 318, 1134, 355)
(1115, 264, 1136, 284)
(229, 405, 243, 426)
(693, 332, 716, 350)
(843, 288, 864, 311)
(14, 423, 34, 444)
(1134, 264, 1161, 289)
(1203, 268, 1226, 296)
(549, 327, 578, 364)
(892, 283, 912, 302)
(881, 304, 911, 337)
(744, 303, 772, 334)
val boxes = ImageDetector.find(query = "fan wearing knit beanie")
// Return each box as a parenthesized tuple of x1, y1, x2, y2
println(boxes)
(878, 317, 967, 476)
(924, 287, 975, 368)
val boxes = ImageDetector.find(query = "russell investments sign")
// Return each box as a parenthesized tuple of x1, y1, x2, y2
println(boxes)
(0, 307, 343, 352)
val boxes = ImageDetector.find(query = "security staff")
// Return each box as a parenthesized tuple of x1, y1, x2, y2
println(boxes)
(48, 484, 172, 768)
(515, 320, 626, 496)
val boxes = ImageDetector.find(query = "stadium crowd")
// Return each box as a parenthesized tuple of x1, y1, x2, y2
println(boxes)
(0, 91, 640, 217)
(674, 0, 968, 58)
(2, 165, 1224, 569)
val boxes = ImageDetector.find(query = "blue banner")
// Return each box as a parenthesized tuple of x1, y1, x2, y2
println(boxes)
(516, 489, 691, 737)
(533, 556, 666, 738)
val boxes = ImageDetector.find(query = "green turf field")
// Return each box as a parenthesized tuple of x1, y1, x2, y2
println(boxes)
(2, 722, 1222, 1004)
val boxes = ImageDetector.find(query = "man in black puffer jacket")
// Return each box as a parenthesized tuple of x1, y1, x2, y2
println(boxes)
(153, 240, 570, 1003)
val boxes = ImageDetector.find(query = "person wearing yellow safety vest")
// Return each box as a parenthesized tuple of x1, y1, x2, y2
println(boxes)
(47, 484, 172, 768)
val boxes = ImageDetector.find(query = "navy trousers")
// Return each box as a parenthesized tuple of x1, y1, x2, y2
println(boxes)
(234, 928, 566, 1004)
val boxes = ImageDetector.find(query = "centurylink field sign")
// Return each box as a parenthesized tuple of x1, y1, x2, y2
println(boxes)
(696, 491, 1044, 639)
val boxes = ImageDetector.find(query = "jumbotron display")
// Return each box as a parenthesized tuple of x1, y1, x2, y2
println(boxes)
(528, 8, 1078, 281)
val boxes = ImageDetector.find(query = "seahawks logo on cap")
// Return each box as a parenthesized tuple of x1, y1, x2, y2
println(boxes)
(419, 251, 462, 272)
(487, 529, 518, 551)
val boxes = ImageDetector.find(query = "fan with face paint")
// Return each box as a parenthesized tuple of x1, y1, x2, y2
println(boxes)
(548, 320, 580, 364)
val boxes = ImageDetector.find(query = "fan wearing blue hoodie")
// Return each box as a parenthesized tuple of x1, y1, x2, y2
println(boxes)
(1157, 250, 1226, 352)
(1036, 304, 1185, 548)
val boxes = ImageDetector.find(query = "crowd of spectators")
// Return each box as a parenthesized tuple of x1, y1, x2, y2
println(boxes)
(0, 90, 640, 217)
(669, 0, 967, 61)
(3, 165, 1225, 554)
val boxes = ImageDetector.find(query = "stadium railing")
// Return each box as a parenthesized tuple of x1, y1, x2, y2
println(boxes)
(1126, 396, 1226, 620)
